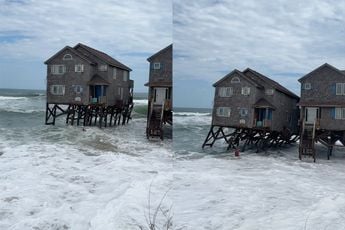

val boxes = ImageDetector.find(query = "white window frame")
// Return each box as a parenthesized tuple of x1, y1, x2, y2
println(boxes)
(123, 71, 128, 82)
(51, 65, 66, 75)
(50, 85, 65, 95)
(218, 87, 233, 97)
(98, 65, 108, 71)
(231, 76, 240, 83)
(336, 83, 345, 95)
(304, 83, 311, 90)
(74, 85, 83, 93)
(153, 62, 161, 70)
(118, 87, 124, 100)
(216, 107, 231, 117)
(113, 68, 117, 80)
(62, 54, 72, 60)
(265, 89, 274, 95)
(240, 108, 248, 117)
(335, 108, 345, 119)
(241, 87, 251, 96)
(74, 64, 84, 73)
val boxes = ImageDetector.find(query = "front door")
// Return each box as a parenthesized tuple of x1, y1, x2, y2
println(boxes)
(154, 88, 166, 105)
(305, 107, 318, 124)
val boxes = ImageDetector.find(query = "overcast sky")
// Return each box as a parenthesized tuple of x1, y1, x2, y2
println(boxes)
(174, 0, 345, 108)
(0, 0, 172, 92)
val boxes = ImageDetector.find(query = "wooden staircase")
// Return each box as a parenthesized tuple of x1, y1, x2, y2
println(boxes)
(146, 102, 165, 140)
(299, 122, 316, 162)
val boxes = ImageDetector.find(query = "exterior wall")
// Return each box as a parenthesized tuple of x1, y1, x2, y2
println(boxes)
(300, 66, 345, 131)
(147, 45, 173, 110)
(148, 46, 172, 87)
(212, 71, 299, 132)
(300, 67, 345, 105)
(46, 49, 91, 104)
(212, 73, 257, 128)
(47, 46, 132, 106)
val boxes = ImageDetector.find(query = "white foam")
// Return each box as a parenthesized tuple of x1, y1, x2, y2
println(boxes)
(133, 99, 148, 106)
(174, 111, 211, 116)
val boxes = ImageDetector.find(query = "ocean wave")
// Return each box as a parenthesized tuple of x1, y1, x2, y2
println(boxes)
(0, 96, 29, 100)
(173, 111, 211, 117)
(133, 99, 148, 105)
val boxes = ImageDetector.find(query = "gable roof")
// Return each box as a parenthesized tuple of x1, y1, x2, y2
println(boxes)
(147, 44, 173, 62)
(74, 43, 132, 71)
(298, 63, 345, 82)
(213, 69, 261, 87)
(253, 98, 276, 110)
(243, 68, 299, 99)
(44, 46, 94, 64)
(87, 74, 110, 85)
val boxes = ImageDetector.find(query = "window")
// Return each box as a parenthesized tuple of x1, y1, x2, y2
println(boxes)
(51, 65, 66, 75)
(153, 62, 161, 70)
(113, 68, 117, 79)
(240, 108, 248, 117)
(50, 85, 65, 95)
(63, 54, 72, 60)
(118, 87, 124, 99)
(216, 107, 231, 117)
(265, 89, 274, 95)
(218, 87, 233, 97)
(75, 64, 84, 72)
(231, 76, 240, 83)
(74, 85, 83, 93)
(123, 71, 128, 81)
(335, 108, 345, 119)
(336, 83, 345, 95)
(99, 65, 108, 71)
(304, 83, 311, 90)
(241, 87, 251, 95)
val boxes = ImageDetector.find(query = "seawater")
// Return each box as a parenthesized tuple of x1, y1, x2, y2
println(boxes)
(2, 89, 345, 230)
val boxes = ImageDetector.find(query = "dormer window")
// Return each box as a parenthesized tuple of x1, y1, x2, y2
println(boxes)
(63, 54, 72, 60)
(153, 62, 161, 70)
(99, 65, 108, 71)
(304, 83, 311, 90)
(231, 76, 240, 83)
(265, 89, 274, 95)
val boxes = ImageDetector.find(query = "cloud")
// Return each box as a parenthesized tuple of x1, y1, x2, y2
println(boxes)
(0, 0, 172, 91)
(173, 0, 345, 107)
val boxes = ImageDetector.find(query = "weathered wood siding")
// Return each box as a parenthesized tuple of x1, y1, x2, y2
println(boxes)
(212, 71, 299, 132)
(300, 65, 345, 130)
(212, 73, 257, 128)
(46, 49, 91, 104)
(148, 46, 172, 86)
(300, 66, 345, 105)
(46, 46, 131, 106)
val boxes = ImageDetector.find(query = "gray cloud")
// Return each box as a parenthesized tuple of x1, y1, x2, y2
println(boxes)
(174, 0, 345, 98)
(0, 0, 172, 91)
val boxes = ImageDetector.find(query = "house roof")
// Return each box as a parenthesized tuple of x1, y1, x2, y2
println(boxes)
(298, 63, 345, 82)
(44, 46, 94, 64)
(213, 69, 261, 87)
(253, 98, 277, 110)
(243, 68, 299, 99)
(74, 43, 132, 71)
(87, 74, 110, 85)
(147, 44, 173, 62)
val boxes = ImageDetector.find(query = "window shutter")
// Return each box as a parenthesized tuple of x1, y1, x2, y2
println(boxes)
(336, 83, 341, 95)
(331, 108, 335, 119)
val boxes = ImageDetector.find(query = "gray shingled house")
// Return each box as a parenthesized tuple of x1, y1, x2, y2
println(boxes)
(212, 68, 299, 131)
(203, 68, 300, 150)
(298, 63, 345, 160)
(44, 43, 133, 126)
(145, 44, 172, 139)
